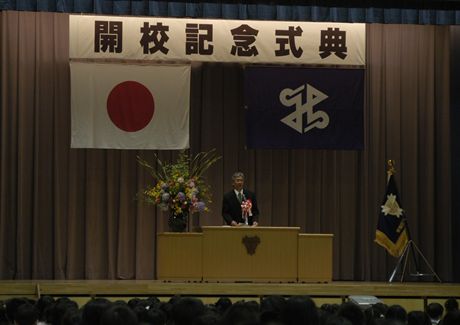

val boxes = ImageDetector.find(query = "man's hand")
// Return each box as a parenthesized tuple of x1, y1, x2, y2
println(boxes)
(252, 221, 258, 227)
(231, 220, 238, 226)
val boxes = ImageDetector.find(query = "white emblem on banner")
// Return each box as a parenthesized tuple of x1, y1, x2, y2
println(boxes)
(279, 84, 329, 134)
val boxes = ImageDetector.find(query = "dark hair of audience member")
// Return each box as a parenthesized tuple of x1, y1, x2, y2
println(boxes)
(321, 304, 338, 315)
(281, 295, 319, 325)
(374, 319, 405, 325)
(326, 316, 353, 325)
(337, 302, 365, 325)
(364, 307, 377, 325)
(133, 305, 147, 323)
(128, 298, 142, 310)
(0, 301, 9, 324)
(260, 296, 286, 325)
(146, 296, 161, 309)
(158, 295, 181, 321)
(5, 298, 28, 323)
(192, 310, 221, 325)
(363, 304, 387, 325)
(373, 304, 388, 318)
(61, 308, 82, 325)
(81, 297, 111, 325)
(221, 301, 260, 325)
(35, 295, 54, 322)
(442, 310, 460, 325)
(319, 308, 333, 325)
(14, 303, 38, 325)
(407, 310, 430, 325)
(100, 304, 138, 325)
(158, 301, 173, 321)
(246, 301, 260, 313)
(49, 298, 78, 325)
(140, 307, 167, 325)
(444, 298, 459, 313)
(261, 296, 285, 314)
(385, 305, 407, 323)
(171, 297, 205, 325)
(215, 297, 232, 315)
(426, 302, 443, 322)
(168, 295, 181, 305)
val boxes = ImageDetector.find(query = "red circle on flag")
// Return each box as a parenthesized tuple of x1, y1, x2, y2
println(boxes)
(107, 81, 155, 132)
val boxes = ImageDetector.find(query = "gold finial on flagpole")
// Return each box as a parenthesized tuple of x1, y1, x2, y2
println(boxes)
(387, 160, 396, 177)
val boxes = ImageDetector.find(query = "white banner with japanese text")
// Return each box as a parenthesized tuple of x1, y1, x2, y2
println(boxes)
(69, 15, 365, 66)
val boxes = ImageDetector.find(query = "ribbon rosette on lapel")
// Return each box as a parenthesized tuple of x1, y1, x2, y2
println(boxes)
(241, 199, 252, 216)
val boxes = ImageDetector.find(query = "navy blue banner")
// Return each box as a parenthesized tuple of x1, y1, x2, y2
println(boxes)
(244, 66, 364, 149)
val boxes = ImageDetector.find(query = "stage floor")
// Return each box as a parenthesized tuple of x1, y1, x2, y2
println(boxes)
(0, 280, 458, 299)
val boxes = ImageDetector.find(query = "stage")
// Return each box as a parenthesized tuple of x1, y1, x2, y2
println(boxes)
(0, 280, 458, 311)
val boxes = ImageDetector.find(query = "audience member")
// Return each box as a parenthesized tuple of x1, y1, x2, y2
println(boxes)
(215, 297, 233, 315)
(281, 295, 318, 325)
(260, 295, 286, 325)
(221, 301, 260, 325)
(442, 310, 460, 325)
(48, 298, 78, 325)
(372, 304, 388, 319)
(170, 297, 205, 325)
(141, 307, 166, 325)
(35, 296, 54, 325)
(13, 303, 38, 325)
(2, 295, 458, 325)
(426, 303, 443, 325)
(5, 298, 28, 323)
(100, 304, 138, 325)
(444, 298, 458, 314)
(0, 302, 9, 325)
(374, 320, 405, 325)
(407, 310, 430, 325)
(385, 305, 407, 323)
(192, 310, 221, 325)
(337, 302, 365, 325)
(81, 297, 111, 325)
(61, 308, 82, 325)
(326, 316, 353, 325)
(321, 303, 340, 315)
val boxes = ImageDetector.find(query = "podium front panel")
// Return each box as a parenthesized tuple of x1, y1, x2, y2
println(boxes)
(202, 226, 299, 282)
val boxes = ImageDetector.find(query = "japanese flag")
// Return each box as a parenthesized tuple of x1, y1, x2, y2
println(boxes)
(70, 62, 190, 149)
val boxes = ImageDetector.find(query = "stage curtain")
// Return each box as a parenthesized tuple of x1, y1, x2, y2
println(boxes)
(1, 1, 460, 25)
(0, 10, 452, 281)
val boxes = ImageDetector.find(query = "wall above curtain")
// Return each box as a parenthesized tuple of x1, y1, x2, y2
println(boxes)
(1, 0, 460, 24)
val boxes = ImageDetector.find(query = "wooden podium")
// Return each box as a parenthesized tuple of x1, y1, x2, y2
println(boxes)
(202, 226, 298, 282)
(157, 227, 333, 282)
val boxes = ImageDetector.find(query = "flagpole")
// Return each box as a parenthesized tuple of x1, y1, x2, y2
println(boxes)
(386, 160, 420, 274)
(386, 160, 441, 282)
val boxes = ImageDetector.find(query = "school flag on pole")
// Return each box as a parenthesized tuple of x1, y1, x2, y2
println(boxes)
(70, 62, 190, 149)
(375, 173, 409, 257)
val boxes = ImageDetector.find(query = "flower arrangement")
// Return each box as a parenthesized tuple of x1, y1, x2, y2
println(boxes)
(138, 149, 221, 216)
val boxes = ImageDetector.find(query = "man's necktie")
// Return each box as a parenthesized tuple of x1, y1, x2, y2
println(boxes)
(237, 192, 243, 203)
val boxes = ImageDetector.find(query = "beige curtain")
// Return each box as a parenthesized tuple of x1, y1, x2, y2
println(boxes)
(0, 11, 452, 281)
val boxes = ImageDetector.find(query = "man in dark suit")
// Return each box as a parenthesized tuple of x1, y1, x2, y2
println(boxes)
(222, 172, 259, 226)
